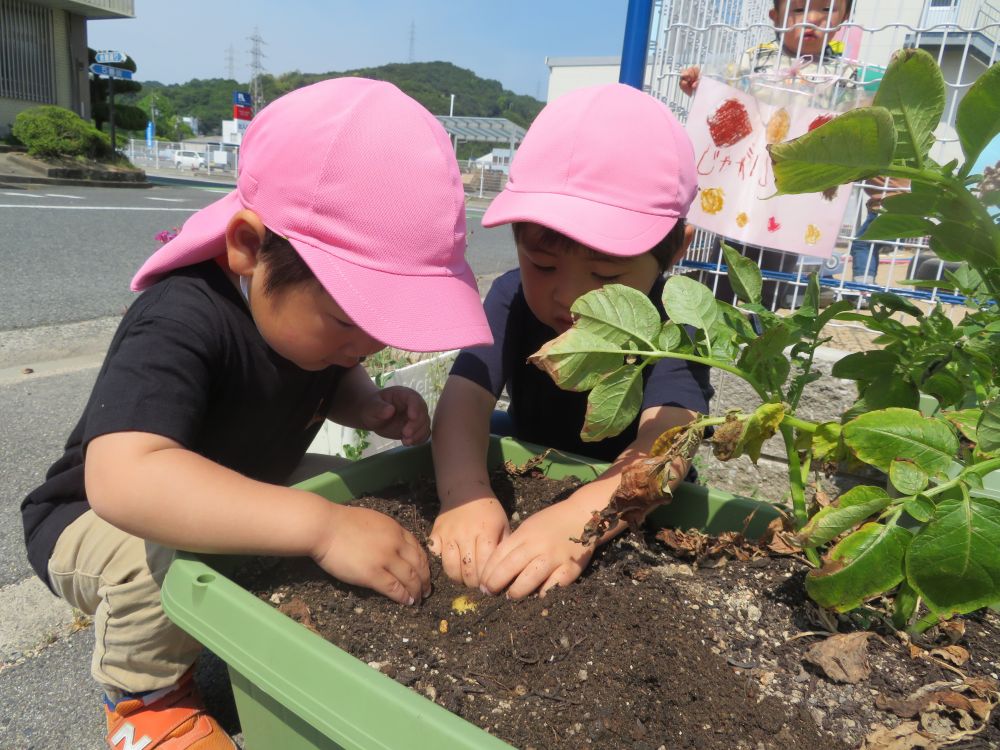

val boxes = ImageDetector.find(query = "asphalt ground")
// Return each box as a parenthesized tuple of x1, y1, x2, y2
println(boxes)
(0, 177, 516, 749)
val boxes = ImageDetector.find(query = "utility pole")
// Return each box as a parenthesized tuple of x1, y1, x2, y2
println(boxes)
(248, 28, 267, 113)
(408, 21, 415, 62)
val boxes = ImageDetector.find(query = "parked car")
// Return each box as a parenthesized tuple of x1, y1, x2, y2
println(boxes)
(173, 150, 205, 170)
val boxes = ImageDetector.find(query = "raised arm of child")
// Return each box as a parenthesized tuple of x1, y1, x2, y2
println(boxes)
(477, 403, 697, 600)
(429, 374, 512, 589)
(326, 363, 431, 447)
(85, 426, 431, 607)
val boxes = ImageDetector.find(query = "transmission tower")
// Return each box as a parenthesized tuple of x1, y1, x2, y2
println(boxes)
(248, 27, 267, 112)
(408, 21, 415, 62)
(225, 44, 236, 80)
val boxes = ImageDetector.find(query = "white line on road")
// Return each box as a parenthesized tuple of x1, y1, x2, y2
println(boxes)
(44, 193, 85, 199)
(0, 204, 195, 211)
(145, 196, 187, 202)
(2, 191, 44, 198)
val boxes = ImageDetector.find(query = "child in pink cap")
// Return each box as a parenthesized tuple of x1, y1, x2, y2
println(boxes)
(429, 83, 713, 600)
(22, 77, 491, 750)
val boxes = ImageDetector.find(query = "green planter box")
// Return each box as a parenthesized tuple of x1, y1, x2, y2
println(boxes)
(162, 437, 780, 750)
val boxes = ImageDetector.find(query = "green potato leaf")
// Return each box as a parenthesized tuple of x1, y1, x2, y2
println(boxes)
(529, 328, 630, 392)
(769, 107, 896, 194)
(830, 350, 899, 381)
(903, 494, 935, 523)
(907, 495, 1000, 617)
(663, 275, 719, 336)
(720, 242, 762, 305)
(889, 458, 930, 496)
(797, 485, 893, 547)
(872, 48, 945, 166)
(956, 59, 1000, 172)
(571, 284, 661, 347)
(581, 365, 644, 442)
(805, 522, 912, 611)
(977, 401, 1000, 455)
(843, 408, 959, 476)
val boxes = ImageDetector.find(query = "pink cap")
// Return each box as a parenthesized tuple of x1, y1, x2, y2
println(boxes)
(482, 83, 697, 256)
(132, 77, 491, 352)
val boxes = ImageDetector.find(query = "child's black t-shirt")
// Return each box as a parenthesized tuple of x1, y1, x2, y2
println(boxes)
(449, 269, 713, 463)
(21, 261, 347, 586)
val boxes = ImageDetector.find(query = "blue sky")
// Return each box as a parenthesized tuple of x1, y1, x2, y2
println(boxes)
(87, 1, 630, 99)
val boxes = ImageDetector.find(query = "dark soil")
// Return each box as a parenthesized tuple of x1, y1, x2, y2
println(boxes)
(235, 470, 1000, 750)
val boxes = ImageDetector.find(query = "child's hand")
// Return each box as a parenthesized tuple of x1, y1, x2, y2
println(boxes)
(679, 66, 701, 96)
(312, 503, 431, 605)
(478, 498, 595, 600)
(428, 497, 510, 588)
(359, 386, 430, 445)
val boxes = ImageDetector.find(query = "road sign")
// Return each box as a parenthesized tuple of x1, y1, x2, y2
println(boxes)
(90, 63, 132, 80)
(233, 105, 253, 121)
(145, 121, 155, 147)
(233, 91, 252, 107)
(95, 50, 126, 64)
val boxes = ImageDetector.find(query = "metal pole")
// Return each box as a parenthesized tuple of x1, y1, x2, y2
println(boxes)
(108, 76, 116, 152)
(449, 94, 455, 116)
(619, 0, 654, 89)
(479, 164, 484, 198)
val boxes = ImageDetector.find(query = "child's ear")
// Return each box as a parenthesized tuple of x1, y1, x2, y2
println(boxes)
(768, 6, 779, 24)
(670, 224, 696, 267)
(225, 209, 267, 276)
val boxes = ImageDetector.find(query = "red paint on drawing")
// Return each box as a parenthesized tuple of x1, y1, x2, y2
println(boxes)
(808, 114, 835, 132)
(707, 99, 753, 148)
(767, 216, 781, 232)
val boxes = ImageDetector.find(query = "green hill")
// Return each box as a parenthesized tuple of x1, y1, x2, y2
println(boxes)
(137, 61, 543, 153)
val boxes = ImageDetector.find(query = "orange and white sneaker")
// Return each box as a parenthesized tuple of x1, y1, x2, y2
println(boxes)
(104, 671, 236, 750)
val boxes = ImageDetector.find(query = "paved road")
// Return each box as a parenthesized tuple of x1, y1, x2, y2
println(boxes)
(0, 179, 516, 748)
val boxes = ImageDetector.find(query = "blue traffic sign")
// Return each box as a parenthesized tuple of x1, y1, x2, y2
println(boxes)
(233, 91, 252, 106)
(95, 50, 126, 64)
(90, 63, 132, 80)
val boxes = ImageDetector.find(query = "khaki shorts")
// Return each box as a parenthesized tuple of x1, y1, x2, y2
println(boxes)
(46, 452, 350, 696)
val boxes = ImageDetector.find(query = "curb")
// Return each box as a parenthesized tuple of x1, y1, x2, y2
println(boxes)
(0, 172, 153, 189)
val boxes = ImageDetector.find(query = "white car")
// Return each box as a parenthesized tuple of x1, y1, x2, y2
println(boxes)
(173, 150, 205, 169)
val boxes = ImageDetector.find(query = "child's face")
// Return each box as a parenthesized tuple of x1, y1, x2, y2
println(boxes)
(248, 275, 385, 371)
(516, 224, 660, 334)
(770, 0, 848, 59)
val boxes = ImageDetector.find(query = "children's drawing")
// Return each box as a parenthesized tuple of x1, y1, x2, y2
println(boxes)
(686, 77, 853, 258)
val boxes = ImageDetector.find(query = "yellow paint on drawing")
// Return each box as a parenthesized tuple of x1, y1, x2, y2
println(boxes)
(805, 224, 821, 245)
(735, 212, 749, 228)
(700, 188, 724, 215)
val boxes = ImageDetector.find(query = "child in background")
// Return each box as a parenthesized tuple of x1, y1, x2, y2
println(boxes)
(680, 0, 856, 101)
(680, 0, 860, 306)
(21, 78, 491, 750)
(429, 84, 712, 600)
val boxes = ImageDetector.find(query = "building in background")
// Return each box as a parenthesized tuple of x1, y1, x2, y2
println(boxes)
(0, 0, 134, 135)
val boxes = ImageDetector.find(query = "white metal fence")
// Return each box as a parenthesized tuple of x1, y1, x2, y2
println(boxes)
(649, 0, 999, 311)
(123, 139, 240, 176)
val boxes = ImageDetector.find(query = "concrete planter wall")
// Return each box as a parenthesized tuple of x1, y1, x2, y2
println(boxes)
(307, 351, 457, 459)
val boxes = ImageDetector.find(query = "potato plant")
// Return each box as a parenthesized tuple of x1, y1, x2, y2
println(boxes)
(531, 48, 1000, 632)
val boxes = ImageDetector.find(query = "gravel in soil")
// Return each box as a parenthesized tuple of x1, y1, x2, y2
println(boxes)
(235, 470, 999, 750)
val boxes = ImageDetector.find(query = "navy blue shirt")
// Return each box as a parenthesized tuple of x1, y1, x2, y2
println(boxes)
(450, 270, 713, 462)
(22, 262, 347, 587)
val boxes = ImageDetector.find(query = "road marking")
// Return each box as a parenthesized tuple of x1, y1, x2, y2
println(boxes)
(145, 196, 186, 202)
(0, 352, 105, 384)
(43, 193, 84, 199)
(2, 191, 44, 198)
(0, 204, 195, 211)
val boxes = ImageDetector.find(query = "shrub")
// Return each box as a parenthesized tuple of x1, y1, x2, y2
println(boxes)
(11, 106, 112, 160)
